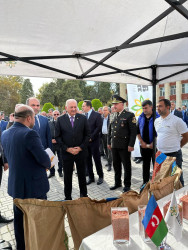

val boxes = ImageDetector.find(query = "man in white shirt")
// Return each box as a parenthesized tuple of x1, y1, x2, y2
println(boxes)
(155, 99, 188, 186)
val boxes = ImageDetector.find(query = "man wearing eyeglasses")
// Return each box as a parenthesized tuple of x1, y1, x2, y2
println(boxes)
(26, 97, 52, 150)
(48, 110, 63, 178)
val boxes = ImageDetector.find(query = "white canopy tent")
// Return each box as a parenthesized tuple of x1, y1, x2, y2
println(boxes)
(0, 0, 188, 163)
(0, 0, 188, 87)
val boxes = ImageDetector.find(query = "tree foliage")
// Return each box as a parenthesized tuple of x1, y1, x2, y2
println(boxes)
(78, 101, 84, 110)
(0, 76, 23, 114)
(42, 102, 55, 113)
(60, 80, 83, 106)
(91, 99, 103, 111)
(20, 78, 34, 104)
(37, 79, 120, 108)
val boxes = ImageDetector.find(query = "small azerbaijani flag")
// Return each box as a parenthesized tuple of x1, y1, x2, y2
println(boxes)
(142, 195, 168, 246)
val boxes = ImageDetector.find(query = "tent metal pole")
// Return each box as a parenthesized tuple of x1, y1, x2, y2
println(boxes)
(0, 51, 78, 78)
(164, 0, 188, 20)
(158, 66, 188, 82)
(158, 63, 188, 67)
(0, 55, 76, 62)
(81, 0, 186, 77)
(152, 65, 157, 163)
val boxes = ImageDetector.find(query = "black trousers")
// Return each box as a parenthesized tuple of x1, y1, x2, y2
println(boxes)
(140, 147, 154, 184)
(50, 144, 63, 174)
(111, 148, 131, 187)
(102, 134, 112, 165)
(63, 154, 87, 200)
(87, 140, 103, 180)
(0, 165, 2, 186)
(13, 194, 47, 250)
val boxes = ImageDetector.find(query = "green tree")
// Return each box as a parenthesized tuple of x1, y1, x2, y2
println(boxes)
(40, 81, 58, 105)
(0, 76, 23, 114)
(78, 101, 84, 110)
(111, 82, 120, 95)
(97, 82, 112, 104)
(20, 78, 34, 104)
(91, 99, 103, 111)
(60, 80, 83, 106)
(42, 103, 55, 113)
(36, 83, 49, 101)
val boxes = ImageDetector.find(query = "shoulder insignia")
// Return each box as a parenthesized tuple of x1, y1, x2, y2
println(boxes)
(132, 117, 136, 123)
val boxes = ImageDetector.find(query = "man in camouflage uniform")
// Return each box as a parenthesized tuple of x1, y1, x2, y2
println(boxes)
(107, 95, 137, 193)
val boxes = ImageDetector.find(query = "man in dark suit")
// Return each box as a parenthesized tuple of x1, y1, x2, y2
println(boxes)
(0, 127, 13, 224)
(26, 97, 52, 150)
(0, 111, 8, 132)
(55, 99, 90, 200)
(1, 105, 51, 250)
(82, 100, 104, 185)
(170, 101, 183, 119)
(48, 110, 63, 178)
(101, 106, 112, 171)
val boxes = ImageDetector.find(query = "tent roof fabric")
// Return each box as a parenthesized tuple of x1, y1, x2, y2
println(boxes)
(0, 0, 188, 85)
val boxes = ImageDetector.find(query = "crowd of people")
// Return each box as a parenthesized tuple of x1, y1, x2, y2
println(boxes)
(0, 95, 188, 249)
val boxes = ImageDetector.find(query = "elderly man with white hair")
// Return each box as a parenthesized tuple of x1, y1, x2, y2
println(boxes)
(55, 99, 90, 200)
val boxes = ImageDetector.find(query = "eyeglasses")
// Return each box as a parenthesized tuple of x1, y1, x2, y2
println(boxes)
(31, 104, 40, 107)
(54, 114, 59, 116)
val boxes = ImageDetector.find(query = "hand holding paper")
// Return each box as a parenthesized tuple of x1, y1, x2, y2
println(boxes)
(45, 148, 59, 169)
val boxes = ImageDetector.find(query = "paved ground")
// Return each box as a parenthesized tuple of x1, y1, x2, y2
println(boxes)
(1, 145, 188, 249)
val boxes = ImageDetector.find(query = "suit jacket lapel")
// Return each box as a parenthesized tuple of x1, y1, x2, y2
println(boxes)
(65, 114, 72, 129)
(88, 110, 93, 121)
(74, 114, 79, 130)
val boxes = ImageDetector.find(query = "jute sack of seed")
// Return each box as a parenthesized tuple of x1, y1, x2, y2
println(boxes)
(62, 196, 123, 250)
(150, 174, 180, 200)
(14, 199, 67, 250)
(120, 182, 150, 214)
(152, 152, 176, 182)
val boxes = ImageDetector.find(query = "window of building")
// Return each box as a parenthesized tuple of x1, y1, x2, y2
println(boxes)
(182, 100, 188, 106)
(170, 85, 176, 95)
(159, 87, 165, 97)
(182, 83, 188, 94)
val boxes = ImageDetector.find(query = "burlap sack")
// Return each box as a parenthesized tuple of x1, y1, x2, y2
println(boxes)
(173, 167, 183, 190)
(120, 182, 150, 214)
(150, 174, 179, 200)
(14, 199, 67, 250)
(152, 153, 176, 182)
(63, 197, 123, 250)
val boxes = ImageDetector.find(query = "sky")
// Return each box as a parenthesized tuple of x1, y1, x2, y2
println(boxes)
(25, 77, 95, 95)
(24, 77, 53, 94)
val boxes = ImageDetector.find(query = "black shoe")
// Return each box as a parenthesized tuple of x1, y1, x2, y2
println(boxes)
(97, 178, 103, 185)
(64, 197, 72, 200)
(58, 172, 63, 177)
(0, 215, 13, 224)
(135, 159, 142, 164)
(122, 186, 130, 193)
(86, 178, 95, 185)
(107, 165, 111, 171)
(110, 184, 122, 190)
(80, 194, 88, 198)
(48, 173, 55, 178)
(0, 239, 12, 249)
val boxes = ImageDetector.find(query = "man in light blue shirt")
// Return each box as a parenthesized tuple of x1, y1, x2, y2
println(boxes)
(102, 106, 112, 171)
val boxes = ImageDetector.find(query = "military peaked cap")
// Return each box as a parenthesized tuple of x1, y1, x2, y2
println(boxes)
(112, 95, 127, 104)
